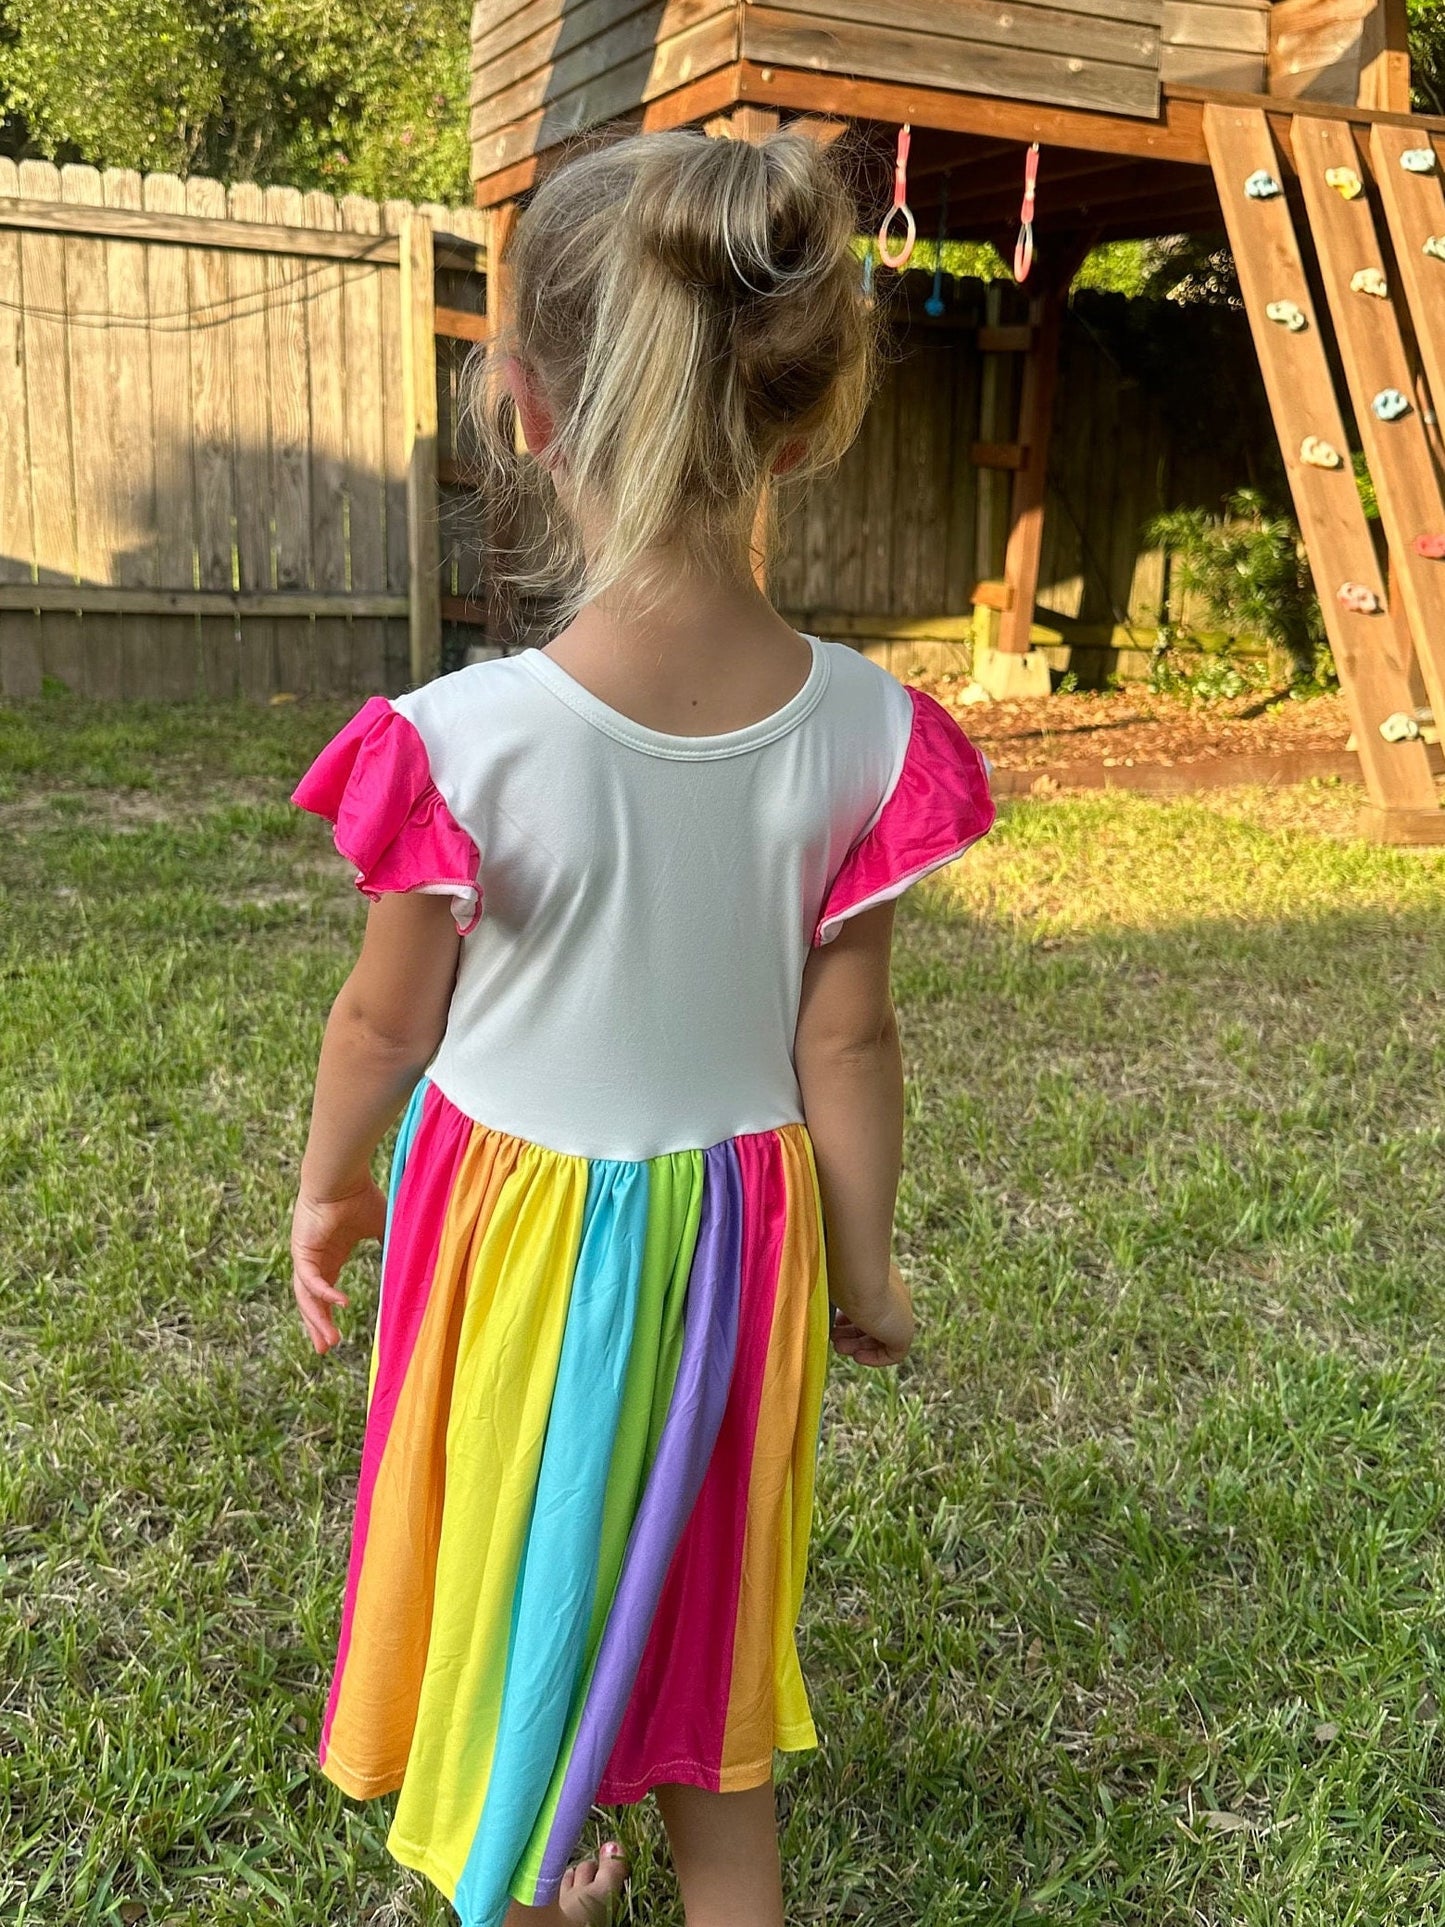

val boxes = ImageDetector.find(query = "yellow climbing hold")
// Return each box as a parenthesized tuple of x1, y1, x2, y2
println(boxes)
(1325, 166, 1363, 199)
(1350, 268, 1389, 298)
(1300, 436, 1343, 470)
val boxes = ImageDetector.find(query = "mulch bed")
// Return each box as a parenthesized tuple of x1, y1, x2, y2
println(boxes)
(912, 683, 1374, 796)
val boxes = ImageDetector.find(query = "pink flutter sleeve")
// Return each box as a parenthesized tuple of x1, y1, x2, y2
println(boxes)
(292, 695, 482, 935)
(814, 686, 995, 946)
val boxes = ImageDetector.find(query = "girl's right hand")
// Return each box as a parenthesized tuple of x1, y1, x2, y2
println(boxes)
(291, 1178, 388, 1355)
(830, 1261, 914, 1368)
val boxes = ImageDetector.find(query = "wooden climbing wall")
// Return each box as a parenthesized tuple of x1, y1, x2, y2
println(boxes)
(1204, 104, 1445, 834)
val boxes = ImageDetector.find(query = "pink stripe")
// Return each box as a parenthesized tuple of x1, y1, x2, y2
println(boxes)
(319, 1084, 474, 1763)
(597, 1131, 786, 1797)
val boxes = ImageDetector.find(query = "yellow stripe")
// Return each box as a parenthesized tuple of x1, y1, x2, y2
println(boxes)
(388, 1137, 589, 1892)
(719, 1125, 828, 1784)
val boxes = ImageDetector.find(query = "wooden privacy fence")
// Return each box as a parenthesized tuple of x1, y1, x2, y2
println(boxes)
(0, 159, 489, 701)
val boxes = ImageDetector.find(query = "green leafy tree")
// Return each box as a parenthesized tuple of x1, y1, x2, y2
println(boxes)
(0, 0, 471, 199)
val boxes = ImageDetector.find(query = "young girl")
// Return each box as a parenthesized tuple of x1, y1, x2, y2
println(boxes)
(290, 129, 993, 1927)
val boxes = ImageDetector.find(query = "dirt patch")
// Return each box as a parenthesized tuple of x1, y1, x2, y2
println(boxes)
(917, 682, 1354, 775)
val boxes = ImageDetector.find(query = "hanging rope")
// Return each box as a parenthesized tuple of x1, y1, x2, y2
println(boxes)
(1014, 142, 1040, 284)
(925, 171, 951, 317)
(877, 124, 916, 271)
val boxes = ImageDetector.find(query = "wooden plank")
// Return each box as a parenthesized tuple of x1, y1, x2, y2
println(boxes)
(263, 186, 314, 695)
(736, 0, 1161, 71)
(736, 62, 1206, 160)
(340, 196, 390, 691)
(1160, 44, 1265, 90)
(471, 0, 727, 106)
(978, 324, 1033, 352)
(18, 162, 82, 692)
(0, 195, 403, 263)
(1162, 2, 1267, 54)
(1291, 113, 1445, 748)
(381, 202, 413, 688)
(105, 169, 178, 699)
(0, 157, 41, 698)
(436, 303, 491, 343)
(1269, 0, 1371, 104)
(227, 181, 277, 699)
(1359, 0, 1410, 112)
(57, 166, 118, 697)
(471, 12, 739, 147)
(1369, 127, 1445, 473)
(943, 281, 984, 615)
(185, 174, 240, 698)
(471, 18, 739, 169)
(0, 586, 407, 617)
(998, 269, 1075, 654)
(401, 212, 441, 686)
(302, 191, 353, 695)
(740, 10, 1162, 120)
(1201, 102, 1435, 814)
(971, 441, 1028, 469)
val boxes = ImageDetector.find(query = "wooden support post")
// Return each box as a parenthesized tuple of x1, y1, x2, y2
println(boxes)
(996, 246, 1084, 657)
(486, 200, 516, 341)
(1359, 0, 1411, 113)
(400, 210, 441, 687)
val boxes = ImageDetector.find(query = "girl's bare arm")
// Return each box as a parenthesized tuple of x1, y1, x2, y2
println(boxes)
(291, 893, 461, 1353)
(794, 902, 913, 1366)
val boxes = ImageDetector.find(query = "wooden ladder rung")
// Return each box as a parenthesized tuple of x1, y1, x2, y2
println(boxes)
(970, 440, 1029, 470)
(435, 303, 489, 343)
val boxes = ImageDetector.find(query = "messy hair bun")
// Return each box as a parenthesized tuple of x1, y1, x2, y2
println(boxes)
(468, 127, 875, 625)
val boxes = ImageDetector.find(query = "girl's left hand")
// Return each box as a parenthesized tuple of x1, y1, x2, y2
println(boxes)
(291, 1179, 388, 1355)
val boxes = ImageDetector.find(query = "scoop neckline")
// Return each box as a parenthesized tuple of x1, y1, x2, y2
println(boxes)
(517, 633, 830, 760)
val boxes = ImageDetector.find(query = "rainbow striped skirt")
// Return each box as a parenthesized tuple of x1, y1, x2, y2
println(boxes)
(319, 1079, 830, 1927)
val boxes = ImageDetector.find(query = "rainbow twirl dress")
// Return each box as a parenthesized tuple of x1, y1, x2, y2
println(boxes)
(293, 637, 993, 1926)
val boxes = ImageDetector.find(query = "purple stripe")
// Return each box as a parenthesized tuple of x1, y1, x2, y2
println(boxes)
(536, 1140, 743, 1891)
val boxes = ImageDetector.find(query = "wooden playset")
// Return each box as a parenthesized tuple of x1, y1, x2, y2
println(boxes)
(465, 0, 1445, 839)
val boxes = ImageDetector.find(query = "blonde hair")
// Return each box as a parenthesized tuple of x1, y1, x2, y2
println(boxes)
(468, 127, 875, 626)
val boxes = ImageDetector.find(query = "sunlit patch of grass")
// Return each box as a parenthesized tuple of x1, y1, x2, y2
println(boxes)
(6, 698, 1445, 1924)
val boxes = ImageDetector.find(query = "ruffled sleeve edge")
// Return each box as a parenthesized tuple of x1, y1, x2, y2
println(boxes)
(292, 695, 483, 937)
(813, 686, 995, 946)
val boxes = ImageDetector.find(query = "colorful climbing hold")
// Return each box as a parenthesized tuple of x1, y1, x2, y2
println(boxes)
(1373, 388, 1411, 420)
(1338, 582, 1384, 614)
(1325, 166, 1363, 199)
(1265, 300, 1307, 330)
(1401, 147, 1438, 175)
(1425, 235, 1445, 261)
(1350, 268, 1389, 298)
(1414, 533, 1445, 560)
(1245, 170, 1281, 200)
(1300, 436, 1343, 469)
(1381, 712, 1422, 743)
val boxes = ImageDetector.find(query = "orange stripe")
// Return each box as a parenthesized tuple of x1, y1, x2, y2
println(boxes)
(323, 1126, 520, 1795)
(720, 1124, 828, 1784)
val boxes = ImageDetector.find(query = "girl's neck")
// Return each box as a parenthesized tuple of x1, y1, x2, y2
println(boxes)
(541, 556, 815, 739)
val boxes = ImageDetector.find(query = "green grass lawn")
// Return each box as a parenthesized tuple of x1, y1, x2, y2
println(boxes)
(6, 696, 1445, 1926)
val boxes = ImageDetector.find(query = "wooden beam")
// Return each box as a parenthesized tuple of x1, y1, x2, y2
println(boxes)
(971, 441, 1029, 470)
(1170, 81, 1445, 139)
(978, 325, 1034, 353)
(1359, 0, 1411, 112)
(997, 245, 1087, 656)
(1291, 113, 1445, 748)
(0, 585, 409, 618)
(401, 212, 442, 686)
(1369, 125, 1445, 464)
(736, 61, 1210, 162)
(1202, 102, 1437, 815)
(436, 303, 490, 343)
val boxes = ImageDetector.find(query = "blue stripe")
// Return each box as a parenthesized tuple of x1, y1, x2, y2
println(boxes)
(454, 1155, 651, 1927)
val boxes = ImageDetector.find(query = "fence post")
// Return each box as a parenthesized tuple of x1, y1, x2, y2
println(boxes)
(401, 210, 441, 685)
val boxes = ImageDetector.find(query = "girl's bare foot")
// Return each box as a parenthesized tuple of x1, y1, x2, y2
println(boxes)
(558, 1841, 628, 1924)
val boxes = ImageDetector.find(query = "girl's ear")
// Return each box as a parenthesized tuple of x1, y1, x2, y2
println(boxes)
(773, 437, 807, 476)
(505, 355, 557, 463)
